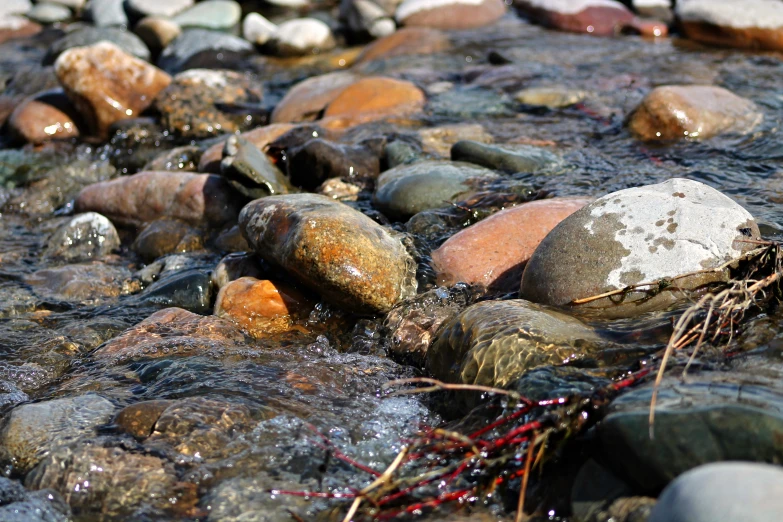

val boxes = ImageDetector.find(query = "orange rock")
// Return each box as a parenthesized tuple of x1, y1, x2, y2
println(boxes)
(54, 41, 171, 140)
(431, 197, 592, 293)
(396, 0, 506, 30)
(8, 89, 81, 144)
(321, 77, 425, 130)
(354, 27, 450, 66)
(197, 123, 295, 173)
(214, 277, 313, 336)
(681, 21, 783, 51)
(677, 0, 783, 52)
(271, 71, 358, 124)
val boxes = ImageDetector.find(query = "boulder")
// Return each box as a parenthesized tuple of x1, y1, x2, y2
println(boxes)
(677, 0, 783, 52)
(520, 178, 760, 318)
(396, 0, 506, 29)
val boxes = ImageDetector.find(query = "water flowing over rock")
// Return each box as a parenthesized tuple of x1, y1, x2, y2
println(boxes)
(239, 194, 417, 314)
(45, 212, 120, 262)
(520, 178, 761, 318)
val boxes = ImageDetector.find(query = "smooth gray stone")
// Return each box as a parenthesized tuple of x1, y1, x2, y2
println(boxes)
(44, 27, 149, 64)
(157, 29, 253, 74)
(451, 140, 563, 174)
(26, 3, 72, 24)
(85, 0, 128, 27)
(173, 0, 240, 31)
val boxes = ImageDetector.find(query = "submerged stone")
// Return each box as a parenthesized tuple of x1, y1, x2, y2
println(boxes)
(132, 218, 204, 261)
(450, 140, 563, 173)
(45, 212, 120, 262)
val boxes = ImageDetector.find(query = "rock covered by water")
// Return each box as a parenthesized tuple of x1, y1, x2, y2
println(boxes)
(45, 212, 120, 262)
(0, 477, 71, 522)
(520, 178, 761, 317)
(239, 194, 417, 314)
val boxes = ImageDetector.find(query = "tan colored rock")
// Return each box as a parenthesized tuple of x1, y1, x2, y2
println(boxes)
(628, 85, 762, 141)
(215, 277, 313, 336)
(271, 71, 358, 124)
(432, 197, 592, 293)
(321, 77, 426, 130)
(354, 27, 450, 65)
(198, 123, 295, 173)
(396, 0, 505, 29)
(54, 41, 171, 139)
(8, 89, 81, 144)
(419, 123, 493, 157)
(114, 400, 174, 439)
(134, 16, 181, 55)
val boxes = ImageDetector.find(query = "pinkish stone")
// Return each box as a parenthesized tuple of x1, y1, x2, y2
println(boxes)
(516, 0, 635, 36)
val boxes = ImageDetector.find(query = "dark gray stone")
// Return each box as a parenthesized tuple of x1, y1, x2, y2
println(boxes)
(44, 27, 149, 65)
(157, 29, 254, 74)
(288, 138, 381, 191)
(451, 140, 563, 174)
(220, 135, 293, 199)
(139, 268, 213, 314)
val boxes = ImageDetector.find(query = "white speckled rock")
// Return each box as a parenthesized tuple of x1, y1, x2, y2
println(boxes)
(520, 178, 761, 317)
(396, 0, 505, 30)
(242, 12, 277, 45)
(676, 0, 783, 51)
(267, 18, 336, 56)
(649, 462, 783, 522)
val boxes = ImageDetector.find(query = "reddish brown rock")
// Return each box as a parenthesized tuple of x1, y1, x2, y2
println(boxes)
(74, 171, 243, 228)
(198, 123, 295, 173)
(677, 0, 783, 52)
(431, 197, 592, 293)
(0, 16, 41, 45)
(354, 27, 450, 65)
(516, 0, 635, 36)
(271, 71, 358, 124)
(54, 41, 171, 139)
(115, 400, 174, 439)
(215, 277, 313, 336)
(628, 85, 762, 141)
(321, 77, 426, 130)
(395, 0, 506, 30)
(8, 89, 81, 144)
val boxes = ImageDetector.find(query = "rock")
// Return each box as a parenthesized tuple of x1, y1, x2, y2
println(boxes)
(0, 66, 59, 128)
(45, 27, 150, 65)
(341, 0, 396, 38)
(287, 138, 381, 190)
(94, 307, 249, 362)
(45, 212, 121, 262)
(126, 0, 194, 19)
(239, 194, 417, 314)
(173, 0, 241, 31)
(265, 18, 336, 57)
(24, 263, 132, 302)
(354, 26, 450, 65)
(26, 3, 72, 24)
(7, 89, 81, 144)
(134, 17, 182, 55)
(373, 160, 500, 220)
(242, 12, 277, 45)
(74, 171, 242, 228)
(157, 28, 254, 74)
(451, 140, 563, 173)
(212, 252, 266, 289)
(0, 16, 41, 45)
(271, 71, 358, 124)
(322, 76, 426, 129)
(317, 178, 362, 201)
(198, 123, 295, 173)
(514, 85, 588, 108)
(85, 0, 128, 27)
(631, 0, 672, 21)
(396, 0, 505, 29)
(214, 224, 250, 252)
(0, 489, 70, 522)
(155, 69, 263, 138)
(677, 0, 783, 52)
(54, 41, 171, 140)
(0, 394, 115, 473)
(132, 218, 204, 261)
(220, 135, 293, 199)
(427, 299, 605, 388)
(649, 462, 783, 522)
(215, 277, 313, 336)
(628, 85, 763, 141)
(0, 0, 32, 17)
(139, 268, 213, 313)
(47, 0, 84, 9)
(432, 198, 591, 292)
(419, 123, 493, 158)
(143, 144, 201, 172)
(520, 178, 761, 318)
(0, 477, 26, 506)
(516, 0, 636, 36)
(114, 400, 174, 439)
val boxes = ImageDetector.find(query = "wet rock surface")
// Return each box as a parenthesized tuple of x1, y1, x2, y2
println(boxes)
(677, 0, 783, 52)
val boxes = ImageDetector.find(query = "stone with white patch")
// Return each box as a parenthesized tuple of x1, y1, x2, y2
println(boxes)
(676, 0, 783, 51)
(266, 18, 336, 56)
(515, 0, 637, 36)
(340, 0, 396, 38)
(395, 0, 505, 30)
(520, 178, 760, 318)
(242, 12, 277, 45)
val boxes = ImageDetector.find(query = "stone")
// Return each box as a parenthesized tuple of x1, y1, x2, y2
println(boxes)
(126, 0, 194, 19)
(341, 0, 396, 38)
(7, 89, 81, 144)
(132, 218, 204, 261)
(54, 41, 171, 140)
(0, 0, 32, 17)
(74, 171, 242, 229)
(451, 140, 563, 173)
(220, 135, 293, 199)
(85, 0, 128, 27)
(322, 76, 426, 129)
(94, 307, 249, 362)
(432, 198, 591, 292)
(0, 394, 115, 473)
(24, 263, 132, 302)
(239, 194, 417, 314)
(514, 86, 587, 108)
(212, 252, 266, 289)
(631, 0, 672, 21)
(0, 66, 60, 128)
(520, 178, 761, 318)
(173, 0, 241, 31)
(628, 85, 763, 141)
(265, 18, 336, 57)
(287, 138, 381, 190)
(419, 123, 493, 158)
(45, 212, 121, 262)
(134, 17, 182, 55)
(44, 27, 150, 64)
(317, 178, 362, 201)
(0, 489, 70, 522)
(142, 144, 201, 172)
(242, 12, 277, 45)
(677, 0, 783, 52)
(396, 0, 505, 29)
(0, 16, 41, 45)
(114, 400, 174, 439)
(157, 29, 254, 74)
(516, 0, 636, 36)
(198, 123, 296, 173)
(47, 0, 85, 9)
(373, 160, 500, 220)
(426, 299, 605, 388)
(649, 462, 783, 522)
(215, 277, 314, 336)
(354, 26, 450, 65)
(155, 69, 263, 138)
(139, 268, 214, 313)
(214, 224, 251, 252)
(271, 71, 358, 124)
(26, 3, 72, 24)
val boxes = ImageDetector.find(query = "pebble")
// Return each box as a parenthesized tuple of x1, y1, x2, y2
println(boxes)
(0, 0, 32, 17)
(155, 68, 263, 138)
(322, 76, 426, 129)
(220, 135, 293, 198)
(173, 0, 241, 31)
(396, 0, 506, 30)
(44, 27, 151, 65)
(341, 0, 396, 38)
(212, 252, 266, 289)
(451, 140, 563, 173)
(628, 85, 763, 141)
(7, 89, 81, 144)
(514, 85, 588, 108)
(516, 0, 636, 36)
(74, 171, 242, 228)
(46, 0, 84, 9)
(24, 262, 132, 301)
(132, 218, 204, 261)
(26, 3, 72, 24)
(242, 12, 277, 46)
(432, 197, 591, 292)
(0, 394, 115, 473)
(126, 0, 194, 19)
(157, 28, 254, 74)
(266, 18, 336, 57)
(677, 0, 783, 52)
(114, 400, 174, 439)
(419, 123, 493, 158)
(374, 160, 500, 220)
(0, 16, 41, 45)
(649, 462, 783, 522)
(354, 26, 450, 65)
(271, 71, 358, 124)
(45, 212, 121, 262)
(214, 277, 313, 336)
(139, 268, 213, 313)
(198, 123, 295, 173)
(85, 0, 128, 27)
(287, 138, 381, 190)
(239, 193, 418, 314)
(520, 178, 761, 318)
(134, 17, 182, 55)
(54, 41, 170, 139)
